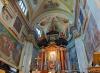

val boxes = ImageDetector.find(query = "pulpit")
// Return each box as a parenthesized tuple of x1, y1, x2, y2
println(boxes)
(88, 67, 100, 73)
(93, 52, 100, 65)
(0, 69, 5, 73)
(88, 52, 100, 73)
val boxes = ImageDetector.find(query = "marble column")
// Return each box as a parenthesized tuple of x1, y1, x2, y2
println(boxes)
(75, 37, 88, 73)
(19, 41, 33, 73)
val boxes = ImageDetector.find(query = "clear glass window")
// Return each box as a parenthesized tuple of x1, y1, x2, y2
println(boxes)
(18, 0, 27, 15)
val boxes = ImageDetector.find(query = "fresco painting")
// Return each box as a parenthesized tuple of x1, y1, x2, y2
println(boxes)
(0, 22, 22, 66)
(84, 13, 100, 62)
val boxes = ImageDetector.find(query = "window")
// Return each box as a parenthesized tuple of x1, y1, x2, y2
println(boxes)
(18, 0, 27, 15)
(36, 28, 41, 37)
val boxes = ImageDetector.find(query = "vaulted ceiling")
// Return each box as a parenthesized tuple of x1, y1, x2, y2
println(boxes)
(31, 0, 75, 33)
(26, 0, 79, 48)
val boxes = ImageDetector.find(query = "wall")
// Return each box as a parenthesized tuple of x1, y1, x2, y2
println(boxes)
(87, 0, 100, 31)
(87, 0, 100, 52)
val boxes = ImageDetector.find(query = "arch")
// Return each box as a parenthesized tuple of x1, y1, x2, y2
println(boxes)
(33, 9, 74, 26)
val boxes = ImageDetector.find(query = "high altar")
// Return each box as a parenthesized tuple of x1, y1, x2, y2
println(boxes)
(34, 43, 68, 73)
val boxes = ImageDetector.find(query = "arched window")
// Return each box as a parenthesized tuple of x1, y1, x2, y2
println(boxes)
(18, 0, 27, 15)
(36, 28, 41, 37)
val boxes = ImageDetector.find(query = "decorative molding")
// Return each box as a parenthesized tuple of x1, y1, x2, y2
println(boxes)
(44, 0, 59, 9)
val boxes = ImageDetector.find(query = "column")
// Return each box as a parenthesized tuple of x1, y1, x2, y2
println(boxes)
(62, 48, 66, 70)
(41, 49, 45, 70)
(44, 51, 47, 70)
(59, 48, 62, 70)
(64, 49, 68, 71)
(66, 49, 71, 73)
(19, 41, 33, 73)
(60, 47, 65, 70)
(75, 37, 88, 73)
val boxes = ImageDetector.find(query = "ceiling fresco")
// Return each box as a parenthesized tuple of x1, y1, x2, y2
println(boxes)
(27, 0, 77, 49)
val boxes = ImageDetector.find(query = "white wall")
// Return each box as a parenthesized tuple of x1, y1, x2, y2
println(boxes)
(75, 37, 88, 73)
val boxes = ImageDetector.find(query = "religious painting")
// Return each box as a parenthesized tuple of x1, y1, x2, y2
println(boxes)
(0, 22, 22, 66)
(84, 13, 100, 62)
(13, 16, 22, 33)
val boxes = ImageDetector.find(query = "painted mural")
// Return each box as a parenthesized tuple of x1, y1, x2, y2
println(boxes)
(0, 22, 22, 66)
(84, 13, 100, 62)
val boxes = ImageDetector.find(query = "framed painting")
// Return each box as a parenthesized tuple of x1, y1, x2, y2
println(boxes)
(0, 22, 22, 66)
(13, 16, 22, 33)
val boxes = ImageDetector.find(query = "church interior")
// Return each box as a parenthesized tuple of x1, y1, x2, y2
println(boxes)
(0, 0, 100, 73)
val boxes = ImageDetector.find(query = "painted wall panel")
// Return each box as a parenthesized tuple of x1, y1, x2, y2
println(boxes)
(84, 13, 100, 62)
(87, 0, 100, 31)
(0, 22, 22, 66)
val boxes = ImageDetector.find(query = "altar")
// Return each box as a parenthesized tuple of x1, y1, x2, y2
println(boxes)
(32, 70, 41, 73)
(32, 70, 55, 73)
(32, 43, 68, 73)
